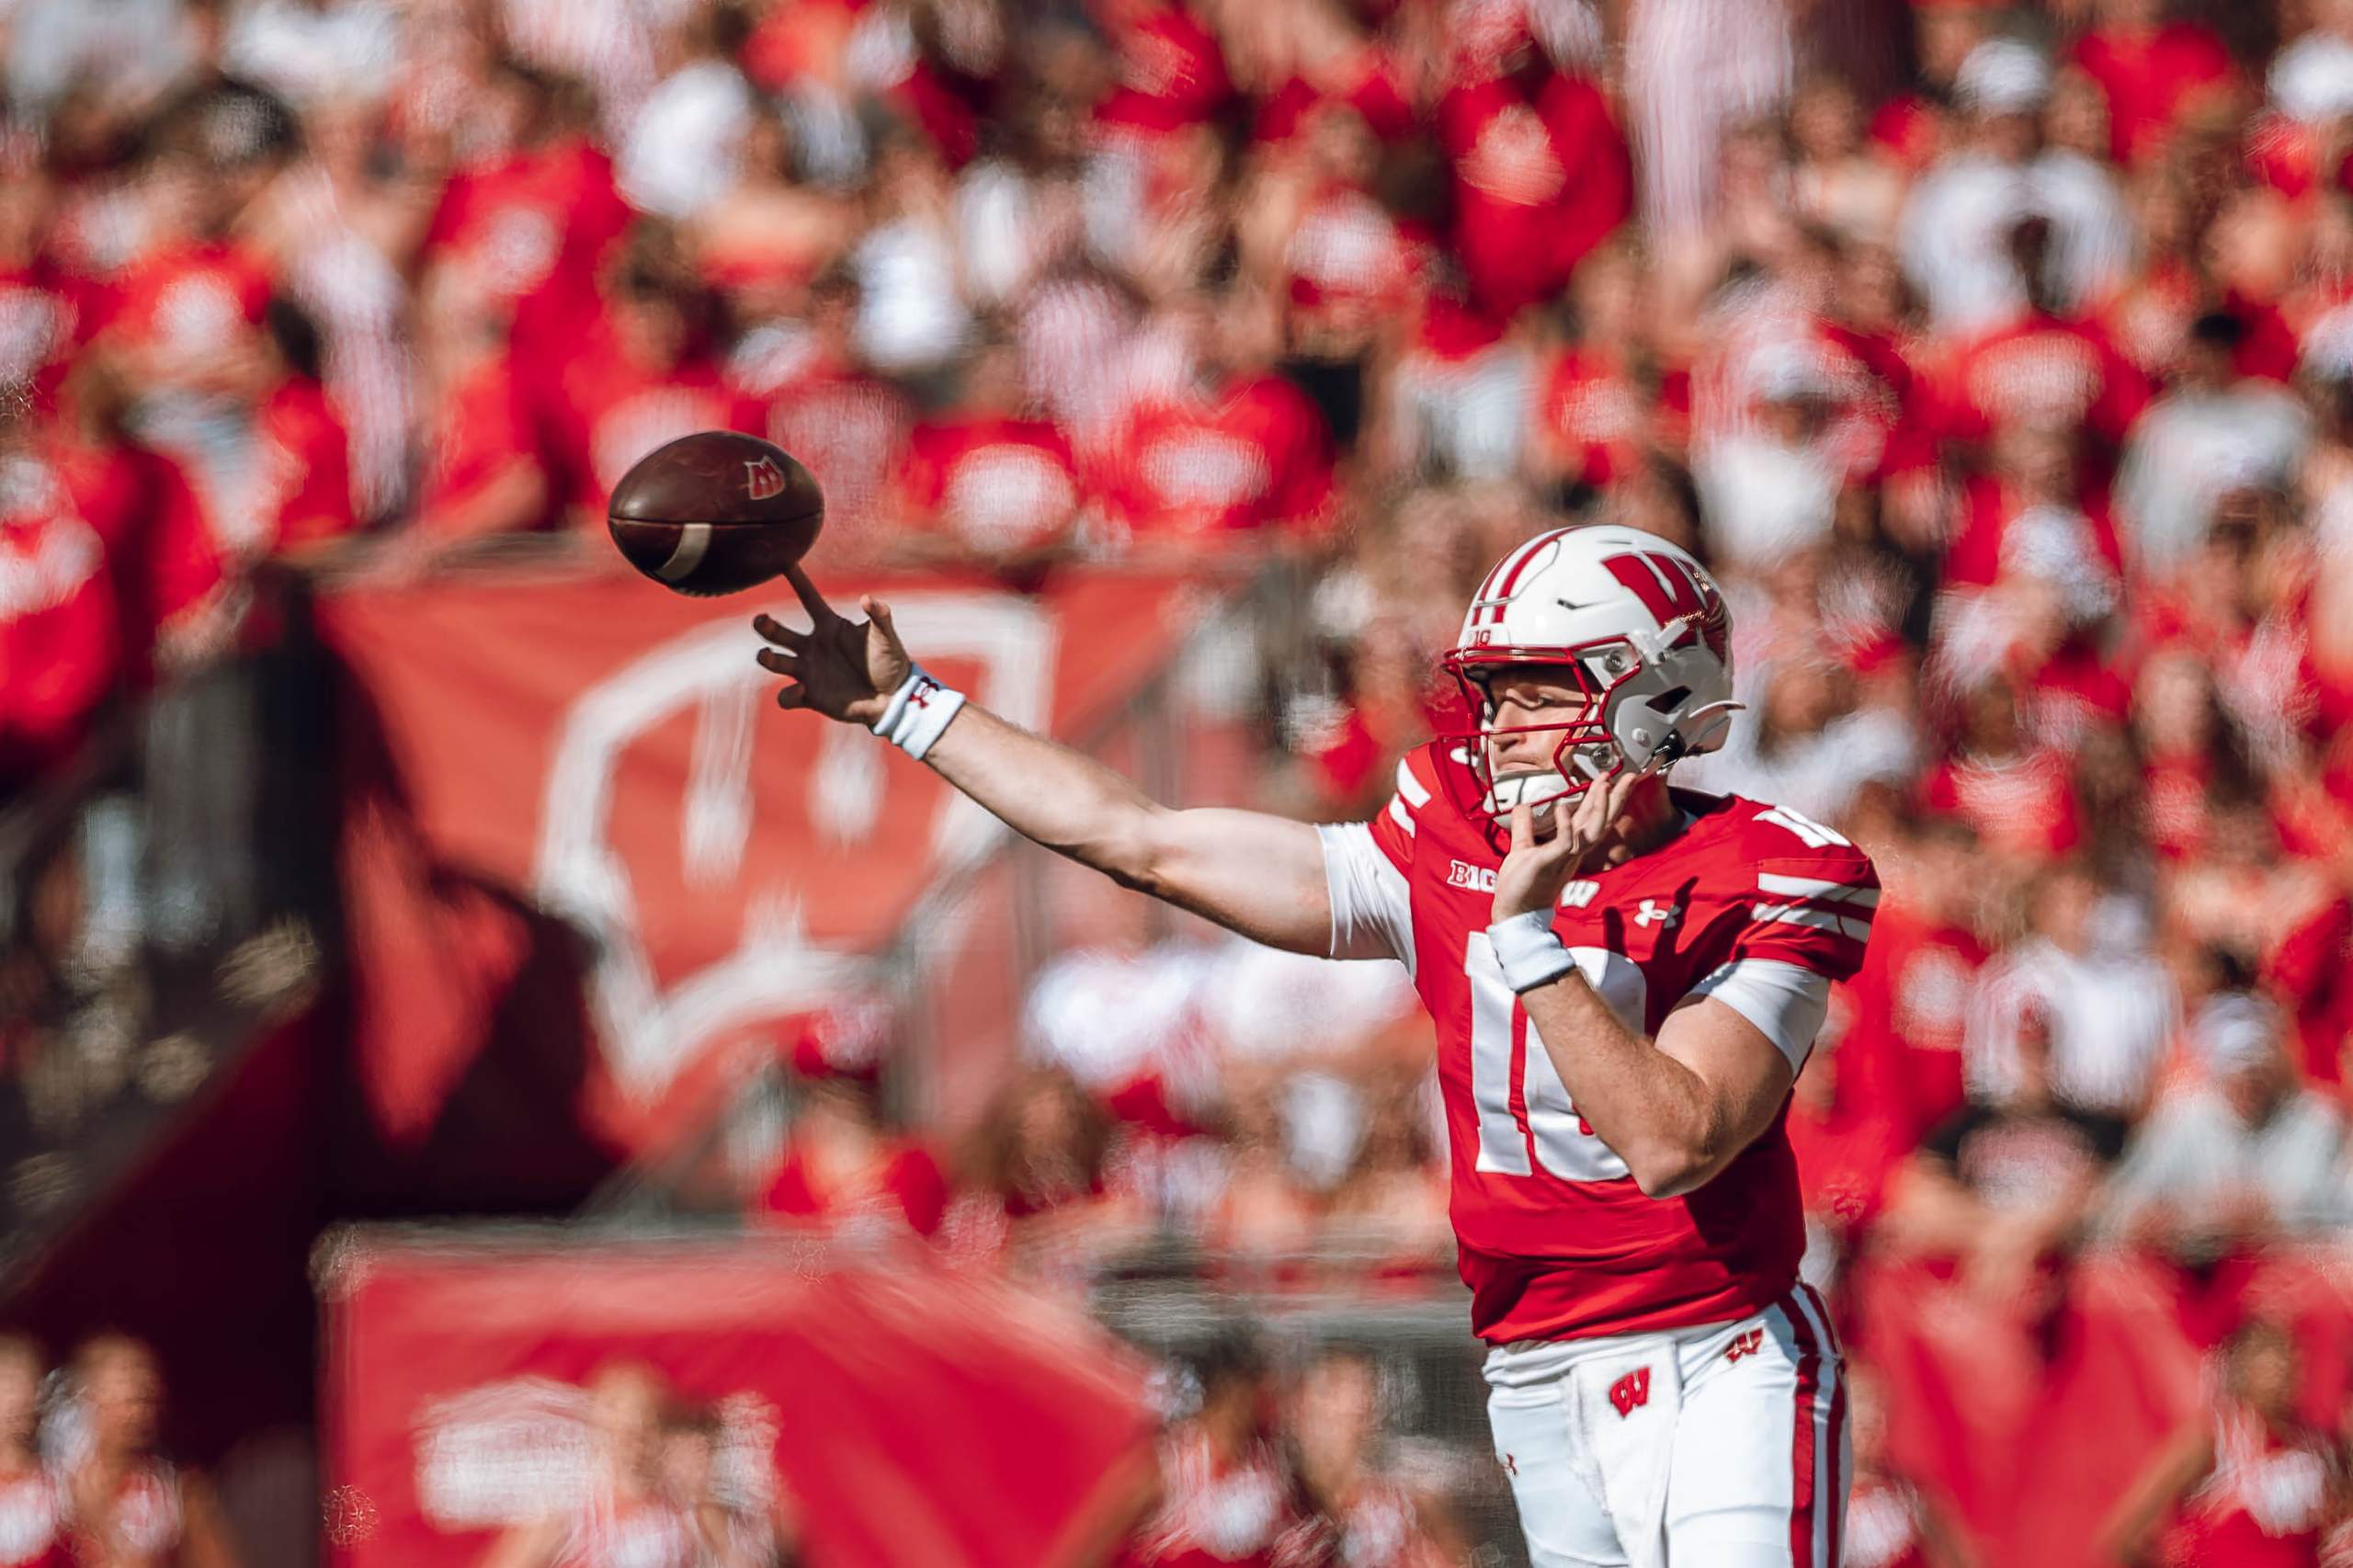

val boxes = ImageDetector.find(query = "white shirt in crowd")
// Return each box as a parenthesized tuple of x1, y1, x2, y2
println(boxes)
(221, 0, 401, 111)
(1963, 935, 2180, 1117)
(617, 60, 755, 222)
(1896, 151, 2133, 336)
(2101, 1086, 2346, 1238)
(852, 217, 973, 376)
(2114, 382, 2312, 575)
(1676, 698, 1916, 829)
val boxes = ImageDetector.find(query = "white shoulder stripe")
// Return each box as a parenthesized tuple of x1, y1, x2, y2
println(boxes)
(1387, 796, 1417, 836)
(1757, 872, 1880, 908)
(1752, 901, 1871, 941)
(1393, 757, 1432, 809)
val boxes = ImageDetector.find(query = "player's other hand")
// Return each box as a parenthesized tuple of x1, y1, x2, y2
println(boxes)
(753, 564, 912, 726)
(1490, 766, 1649, 921)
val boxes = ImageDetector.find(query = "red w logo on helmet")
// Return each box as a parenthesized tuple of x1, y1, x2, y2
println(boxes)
(1601, 553, 1727, 659)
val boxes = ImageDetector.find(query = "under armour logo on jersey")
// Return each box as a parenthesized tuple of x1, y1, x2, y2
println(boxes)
(1608, 1368, 1651, 1418)
(1724, 1328, 1765, 1364)
(1560, 881, 1599, 909)
(1632, 898, 1679, 928)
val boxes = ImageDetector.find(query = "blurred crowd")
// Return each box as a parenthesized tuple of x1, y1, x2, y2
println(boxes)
(7, 0, 2353, 1558)
(478, 1362, 798, 1568)
(0, 1331, 240, 1566)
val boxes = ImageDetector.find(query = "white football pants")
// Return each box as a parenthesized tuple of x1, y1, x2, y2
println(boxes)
(1483, 1286, 1849, 1568)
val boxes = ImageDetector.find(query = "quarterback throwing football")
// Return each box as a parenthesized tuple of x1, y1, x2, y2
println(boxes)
(755, 524, 1870, 1568)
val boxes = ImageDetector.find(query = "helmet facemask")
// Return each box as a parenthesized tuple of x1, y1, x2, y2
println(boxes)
(1438, 614, 1741, 850)
(1438, 640, 1643, 845)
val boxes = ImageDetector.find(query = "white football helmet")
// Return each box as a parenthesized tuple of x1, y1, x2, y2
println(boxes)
(1438, 524, 1740, 836)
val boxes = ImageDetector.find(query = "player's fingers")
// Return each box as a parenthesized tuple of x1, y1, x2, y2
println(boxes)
(1548, 794, 1578, 852)
(1508, 799, 1535, 853)
(756, 647, 801, 676)
(751, 614, 808, 650)
(774, 682, 810, 710)
(1570, 777, 1611, 839)
(782, 563, 835, 625)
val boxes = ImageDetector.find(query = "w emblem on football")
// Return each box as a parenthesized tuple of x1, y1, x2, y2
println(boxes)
(744, 456, 787, 500)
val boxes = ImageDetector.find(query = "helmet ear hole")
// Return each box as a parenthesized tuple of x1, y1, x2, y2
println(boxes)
(1645, 686, 1691, 714)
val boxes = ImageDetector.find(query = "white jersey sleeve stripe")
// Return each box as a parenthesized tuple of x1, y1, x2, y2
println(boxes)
(1683, 959, 1832, 1071)
(1393, 756, 1432, 809)
(1752, 902, 1872, 942)
(1387, 796, 1417, 836)
(1756, 872, 1880, 908)
(1317, 822, 1416, 972)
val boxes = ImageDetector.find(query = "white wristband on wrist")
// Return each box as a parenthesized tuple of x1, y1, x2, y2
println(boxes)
(1488, 908, 1578, 994)
(870, 665, 967, 761)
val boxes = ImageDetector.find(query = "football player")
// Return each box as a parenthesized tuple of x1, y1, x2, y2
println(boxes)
(756, 523, 1873, 1567)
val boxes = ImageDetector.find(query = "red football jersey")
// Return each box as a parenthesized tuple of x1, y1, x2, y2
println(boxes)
(1334, 745, 1878, 1343)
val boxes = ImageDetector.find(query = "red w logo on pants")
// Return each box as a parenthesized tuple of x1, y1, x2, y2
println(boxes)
(1608, 1367, 1651, 1419)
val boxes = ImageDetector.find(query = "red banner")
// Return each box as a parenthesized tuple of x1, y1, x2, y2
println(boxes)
(315, 568, 1207, 1169)
(318, 1231, 1155, 1568)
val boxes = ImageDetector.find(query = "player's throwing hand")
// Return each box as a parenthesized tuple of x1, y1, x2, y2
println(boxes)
(1489, 763, 1654, 922)
(753, 565, 911, 725)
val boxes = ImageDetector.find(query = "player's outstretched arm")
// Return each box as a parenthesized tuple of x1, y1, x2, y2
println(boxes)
(754, 567, 1336, 955)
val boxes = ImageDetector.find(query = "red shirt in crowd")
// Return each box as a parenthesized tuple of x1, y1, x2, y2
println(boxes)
(1931, 310, 2153, 455)
(1106, 374, 1333, 540)
(48, 428, 223, 687)
(260, 375, 360, 552)
(1255, 50, 1415, 145)
(424, 137, 631, 381)
(761, 1141, 949, 1240)
(1092, 0, 1232, 138)
(760, 361, 915, 557)
(548, 329, 764, 518)
(1837, 902, 1990, 1143)
(897, 415, 1086, 557)
(1787, 1085, 1905, 1254)
(0, 450, 120, 787)
(1921, 747, 2082, 862)
(1941, 473, 2129, 590)
(98, 242, 272, 362)
(416, 354, 546, 535)
(1538, 344, 1648, 491)
(1434, 71, 1630, 317)
(2067, 20, 2235, 167)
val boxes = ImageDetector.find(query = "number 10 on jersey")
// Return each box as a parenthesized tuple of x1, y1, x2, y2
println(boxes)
(1465, 936, 1647, 1184)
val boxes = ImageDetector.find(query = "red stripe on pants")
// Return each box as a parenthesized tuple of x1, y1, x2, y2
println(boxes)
(1801, 1283, 1847, 1568)
(1783, 1290, 1822, 1568)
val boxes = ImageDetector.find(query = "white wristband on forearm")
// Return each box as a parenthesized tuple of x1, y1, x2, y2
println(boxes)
(1488, 909, 1578, 994)
(870, 665, 967, 761)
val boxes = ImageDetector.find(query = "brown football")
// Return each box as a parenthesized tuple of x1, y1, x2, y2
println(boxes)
(608, 431, 824, 597)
